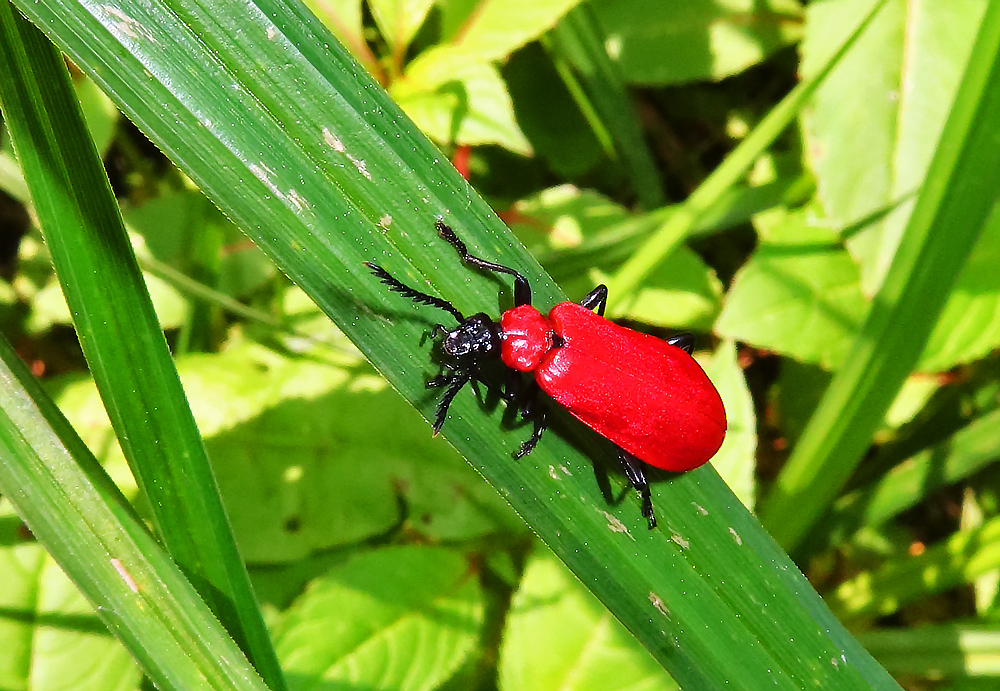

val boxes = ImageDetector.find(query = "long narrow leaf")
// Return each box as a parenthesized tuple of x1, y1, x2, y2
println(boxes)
(605, 0, 888, 307)
(0, 333, 271, 691)
(0, 4, 284, 685)
(545, 4, 664, 209)
(761, 1, 1000, 551)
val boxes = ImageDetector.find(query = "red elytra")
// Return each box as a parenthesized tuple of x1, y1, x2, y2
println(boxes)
(500, 303, 726, 472)
(367, 221, 727, 528)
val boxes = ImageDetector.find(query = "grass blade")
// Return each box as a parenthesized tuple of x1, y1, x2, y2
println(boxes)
(0, 3, 284, 685)
(761, 1, 1000, 551)
(545, 4, 664, 209)
(604, 0, 888, 306)
(0, 333, 272, 691)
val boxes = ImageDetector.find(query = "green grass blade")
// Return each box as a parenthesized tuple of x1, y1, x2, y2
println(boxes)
(604, 0, 888, 306)
(859, 624, 1000, 678)
(0, 4, 284, 686)
(760, 2, 1000, 551)
(810, 406, 1000, 551)
(0, 335, 272, 691)
(9, 0, 901, 686)
(545, 4, 664, 209)
(831, 515, 1000, 624)
(540, 174, 812, 280)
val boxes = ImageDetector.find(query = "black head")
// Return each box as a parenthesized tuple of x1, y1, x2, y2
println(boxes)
(366, 262, 500, 364)
(440, 313, 501, 362)
(367, 227, 530, 437)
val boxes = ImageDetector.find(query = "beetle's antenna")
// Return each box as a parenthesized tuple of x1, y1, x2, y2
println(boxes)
(366, 263, 465, 323)
(435, 221, 532, 307)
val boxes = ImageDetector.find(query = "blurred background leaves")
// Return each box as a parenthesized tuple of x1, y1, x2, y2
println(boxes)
(2, 0, 1000, 690)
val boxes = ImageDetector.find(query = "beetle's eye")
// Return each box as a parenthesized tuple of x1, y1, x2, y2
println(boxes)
(444, 332, 469, 356)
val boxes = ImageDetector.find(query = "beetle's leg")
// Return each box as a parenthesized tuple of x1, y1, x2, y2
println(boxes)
(366, 262, 465, 323)
(514, 381, 547, 459)
(578, 285, 608, 316)
(666, 333, 695, 354)
(501, 368, 522, 402)
(426, 358, 462, 388)
(619, 450, 657, 529)
(430, 372, 471, 434)
(435, 221, 532, 307)
(426, 373, 451, 388)
(500, 372, 547, 457)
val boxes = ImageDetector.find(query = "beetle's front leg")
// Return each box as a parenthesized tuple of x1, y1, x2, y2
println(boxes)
(428, 370, 472, 434)
(426, 358, 460, 389)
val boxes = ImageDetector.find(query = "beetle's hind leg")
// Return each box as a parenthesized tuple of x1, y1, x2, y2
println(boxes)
(666, 333, 695, 354)
(619, 450, 657, 529)
(504, 374, 547, 459)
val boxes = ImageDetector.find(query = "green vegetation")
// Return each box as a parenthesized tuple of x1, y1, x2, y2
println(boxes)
(0, 0, 999, 689)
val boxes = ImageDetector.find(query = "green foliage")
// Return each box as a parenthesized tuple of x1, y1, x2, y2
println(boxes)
(590, 0, 802, 85)
(2, 0, 1000, 689)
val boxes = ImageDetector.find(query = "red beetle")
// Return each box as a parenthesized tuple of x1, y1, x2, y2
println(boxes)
(367, 222, 726, 528)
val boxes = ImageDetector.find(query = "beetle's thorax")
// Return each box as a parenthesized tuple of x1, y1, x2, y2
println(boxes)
(500, 305, 556, 372)
(442, 313, 501, 361)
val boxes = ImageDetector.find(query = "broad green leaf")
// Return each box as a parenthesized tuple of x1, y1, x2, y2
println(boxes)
(704, 341, 756, 508)
(75, 73, 118, 156)
(393, 52, 531, 152)
(274, 546, 484, 690)
(802, 0, 987, 293)
(25, 269, 189, 333)
(369, 0, 435, 53)
(716, 206, 869, 371)
(123, 190, 277, 301)
(591, 0, 802, 85)
(605, 2, 884, 306)
(440, 0, 582, 62)
(541, 175, 812, 278)
(499, 548, 678, 691)
(881, 375, 942, 430)
(301, 0, 369, 72)
(399, 0, 584, 153)
(602, 256, 722, 331)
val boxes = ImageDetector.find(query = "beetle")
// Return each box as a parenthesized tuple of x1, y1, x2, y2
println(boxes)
(366, 221, 726, 528)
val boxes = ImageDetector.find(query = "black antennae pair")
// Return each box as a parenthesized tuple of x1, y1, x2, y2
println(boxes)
(365, 220, 531, 320)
